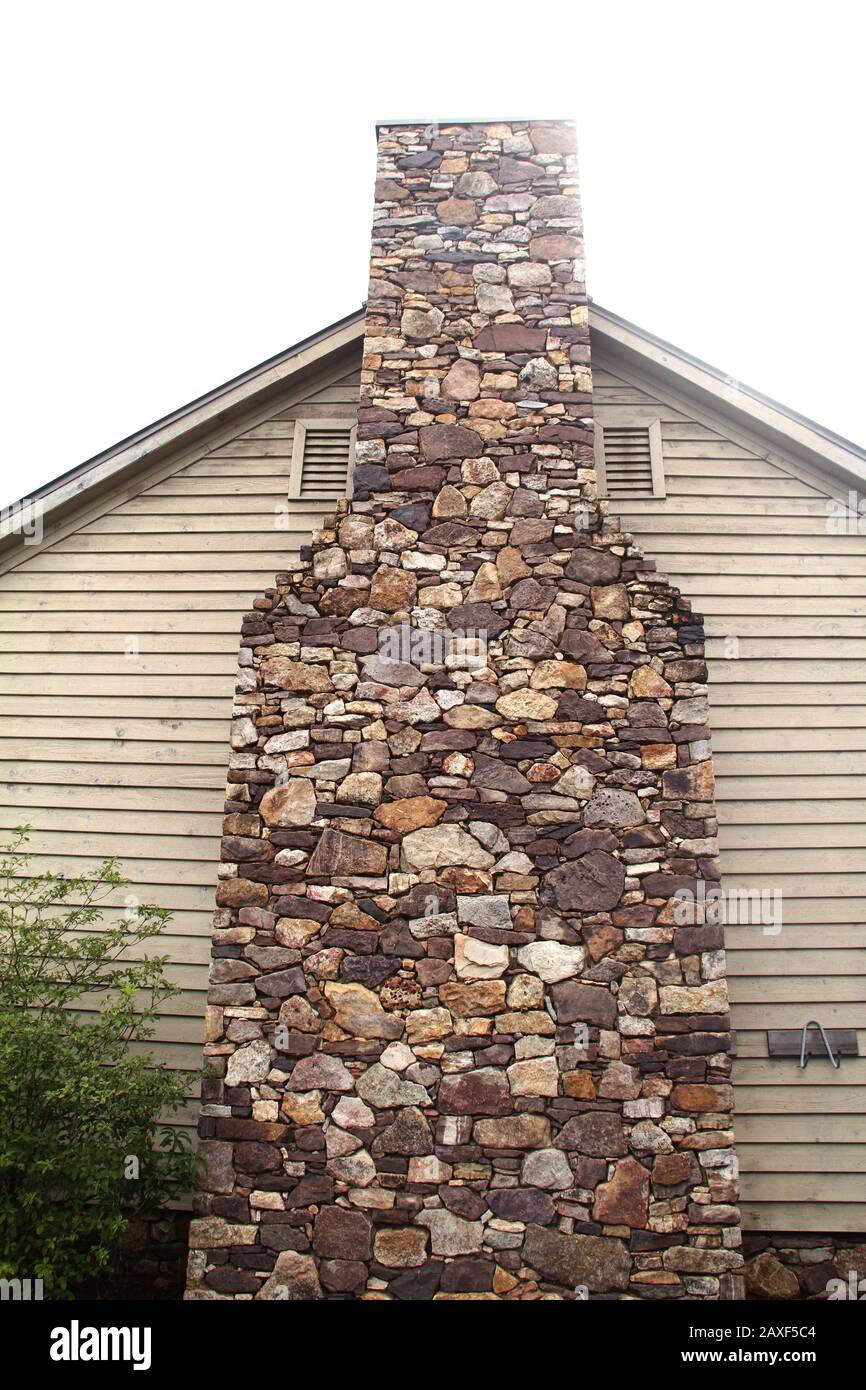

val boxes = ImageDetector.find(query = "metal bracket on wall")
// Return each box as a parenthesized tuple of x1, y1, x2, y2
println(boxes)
(767, 1024, 859, 1068)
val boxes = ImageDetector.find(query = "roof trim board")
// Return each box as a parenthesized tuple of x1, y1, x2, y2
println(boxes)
(3, 303, 863, 557)
(593, 304, 866, 486)
(0, 311, 365, 554)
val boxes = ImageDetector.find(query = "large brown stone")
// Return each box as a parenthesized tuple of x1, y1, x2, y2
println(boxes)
(374, 795, 447, 833)
(374, 1227, 429, 1268)
(419, 423, 483, 461)
(592, 1157, 650, 1227)
(543, 851, 625, 912)
(565, 548, 621, 584)
(370, 567, 417, 612)
(662, 761, 715, 800)
(307, 829, 388, 877)
(670, 1083, 734, 1112)
(473, 1114, 552, 1149)
(550, 979, 616, 1028)
(259, 658, 333, 692)
(524, 1225, 630, 1292)
(215, 879, 268, 908)
(259, 779, 317, 827)
(256, 1251, 323, 1300)
(441, 358, 481, 401)
(439, 980, 507, 1017)
(743, 1252, 799, 1299)
(554, 1112, 628, 1158)
(439, 1068, 512, 1116)
(323, 983, 403, 1040)
(313, 1206, 372, 1261)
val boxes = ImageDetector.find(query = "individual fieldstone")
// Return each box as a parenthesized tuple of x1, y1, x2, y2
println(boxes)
(225, 1039, 271, 1087)
(439, 980, 506, 1017)
(474, 1114, 552, 1149)
(419, 423, 483, 462)
(659, 981, 729, 1015)
(307, 829, 388, 877)
(517, 941, 584, 983)
(507, 1056, 559, 1097)
(743, 1253, 800, 1299)
(372, 1107, 433, 1156)
(282, 1091, 325, 1125)
(530, 660, 587, 690)
(374, 1227, 429, 1268)
(288, 1054, 353, 1093)
(355, 1064, 430, 1109)
(313, 1206, 372, 1261)
(592, 1157, 650, 1227)
(470, 481, 511, 520)
(543, 851, 625, 912)
(198, 1141, 235, 1194)
(591, 584, 630, 621)
(630, 665, 673, 698)
(417, 1210, 484, 1256)
(556, 978, 617, 1034)
(336, 772, 382, 806)
(457, 894, 511, 928)
(324, 983, 403, 1040)
(441, 358, 481, 401)
(256, 1251, 323, 1300)
(519, 357, 558, 390)
(332, 1096, 375, 1129)
(402, 306, 444, 340)
(582, 788, 646, 829)
(523, 1226, 630, 1292)
(521, 1148, 574, 1191)
(495, 689, 558, 721)
(406, 1008, 453, 1044)
(402, 825, 494, 871)
(260, 658, 333, 692)
(370, 567, 417, 612)
(555, 1112, 628, 1157)
(454, 934, 509, 980)
(439, 1068, 512, 1116)
(361, 653, 426, 686)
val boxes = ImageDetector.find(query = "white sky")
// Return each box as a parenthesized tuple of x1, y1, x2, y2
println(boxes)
(2, 0, 864, 510)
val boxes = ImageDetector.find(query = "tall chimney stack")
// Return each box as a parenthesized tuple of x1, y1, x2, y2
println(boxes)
(187, 120, 743, 1302)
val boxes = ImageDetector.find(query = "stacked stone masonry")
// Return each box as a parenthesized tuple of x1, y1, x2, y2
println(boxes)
(186, 119, 744, 1301)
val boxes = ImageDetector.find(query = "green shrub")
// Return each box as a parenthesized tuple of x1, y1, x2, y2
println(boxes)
(0, 828, 198, 1297)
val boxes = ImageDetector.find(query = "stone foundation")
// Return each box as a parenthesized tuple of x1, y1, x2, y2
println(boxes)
(186, 118, 743, 1300)
(743, 1232, 866, 1300)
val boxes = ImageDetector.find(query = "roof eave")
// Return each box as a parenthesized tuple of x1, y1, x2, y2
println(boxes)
(0, 308, 367, 548)
(591, 303, 866, 487)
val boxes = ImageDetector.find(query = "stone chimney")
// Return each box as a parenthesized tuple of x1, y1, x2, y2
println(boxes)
(186, 120, 743, 1301)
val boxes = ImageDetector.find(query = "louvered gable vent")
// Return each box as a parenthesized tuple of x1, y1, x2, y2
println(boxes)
(289, 420, 355, 500)
(602, 425, 653, 496)
(596, 414, 665, 500)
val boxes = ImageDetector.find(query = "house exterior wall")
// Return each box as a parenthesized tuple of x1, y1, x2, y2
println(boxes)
(0, 355, 360, 1134)
(2, 319, 863, 1250)
(593, 349, 866, 1235)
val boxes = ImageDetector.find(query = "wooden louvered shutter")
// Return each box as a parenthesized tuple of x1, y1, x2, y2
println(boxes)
(289, 420, 356, 500)
(595, 413, 665, 500)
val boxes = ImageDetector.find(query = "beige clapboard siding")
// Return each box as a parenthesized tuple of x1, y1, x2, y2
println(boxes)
(596, 358, 866, 1229)
(0, 361, 360, 1140)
